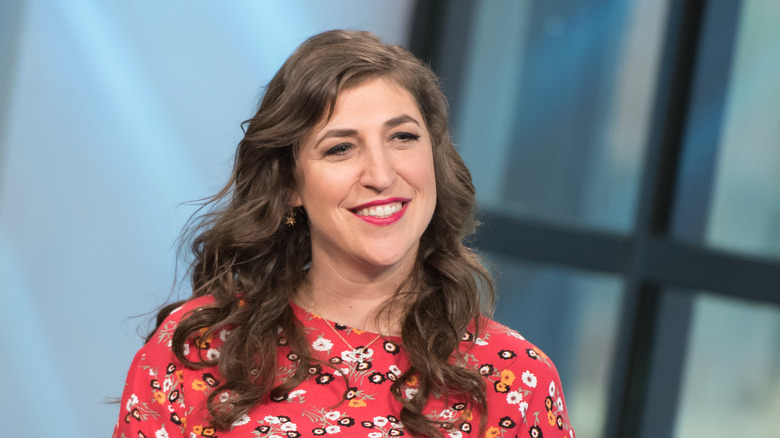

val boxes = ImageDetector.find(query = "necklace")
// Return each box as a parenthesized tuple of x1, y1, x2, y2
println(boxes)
(306, 292, 383, 364)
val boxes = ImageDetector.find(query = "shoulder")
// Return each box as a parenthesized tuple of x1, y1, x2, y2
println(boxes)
(142, 294, 219, 357)
(464, 316, 562, 388)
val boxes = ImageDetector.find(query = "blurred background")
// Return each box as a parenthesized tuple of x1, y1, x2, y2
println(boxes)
(1, 1, 778, 437)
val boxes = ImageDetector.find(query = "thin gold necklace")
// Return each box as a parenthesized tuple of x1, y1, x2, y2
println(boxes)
(306, 291, 383, 363)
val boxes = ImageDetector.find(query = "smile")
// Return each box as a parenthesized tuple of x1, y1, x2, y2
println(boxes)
(354, 201, 404, 218)
(350, 198, 410, 225)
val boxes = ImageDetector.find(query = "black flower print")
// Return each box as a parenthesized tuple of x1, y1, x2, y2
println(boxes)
(271, 392, 287, 402)
(387, 415, 399, 423)
(556, 415, 564, 430)
(329, 357, 343, 365)
(334, 323, 348, 330)
(461, 331, 474, 342)
(383, 340, 400, 354)
(166, 363, 176, 374)
(493, 380, 510, 393)
(369, 372, 386, 384)
(529, 425, 543, 437)
(460, 422, 472, 433)
(361, 421, 374, 428)
(343, 386, 358, 400)
(388, 428, 404, 436)
(338, 417, 355, 427)
(527, 348, 538, 359)
(170, 412, 183, 425)
(203, 373, 220, 387)
(278, 416, 291, 423)
(287, 432, 301, 438)
(316, 373, 334, 385)
(138, 432, 147, 438)
(452, 402, 467, 411)
(278, 336, 288, 346)
(168, 389, 180, 403)
(150, 379, 161, 390)
(544, 396, 554, 412)
(498, 349, 516, 360)
(386, 371, 397, 381)
(478, 364, 495, 376)
(131, 408, 141, 420)
(287, 352, 300, 361)
(255, 425, 271, 433)
(313, 427, 326, 435)
(499, 416, 516, 429)
(308, 364, 322, 374)
(356, 361, 372, 371)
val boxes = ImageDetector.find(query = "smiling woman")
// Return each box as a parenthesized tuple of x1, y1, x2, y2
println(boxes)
(113, 30, 575, 438)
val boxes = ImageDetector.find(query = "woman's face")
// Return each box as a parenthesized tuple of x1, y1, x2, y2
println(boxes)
(293, 77, 437, 277)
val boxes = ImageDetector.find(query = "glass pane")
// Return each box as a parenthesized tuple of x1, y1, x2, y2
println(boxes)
(674, 293, 780, 437)
(487, 253, 623, 438)
(706, 1, 780, 260)
(454, 0, 668, 232)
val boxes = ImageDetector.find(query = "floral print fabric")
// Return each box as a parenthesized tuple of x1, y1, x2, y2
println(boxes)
(114, 296, 575, 437)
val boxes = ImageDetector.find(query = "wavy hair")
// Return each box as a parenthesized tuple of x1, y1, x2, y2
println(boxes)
(155, 30, 495, 437)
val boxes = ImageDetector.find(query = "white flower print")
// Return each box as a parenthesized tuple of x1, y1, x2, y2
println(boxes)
(207, 348, 220, 360)
(232, 414, 250, 426)
(219, 392, 231, 403)
(368, 432, 383, 438)
(449, 431, 463, 438)
(281, 422, 298, 432)
(264, 415, 281, 424)
(389, 365, 402, 375)
(519, 401, 529, 418)
(126, 394, 139, 411)
(325, 425, 340, 434)
(325, 411, 341, 421)
(549, 381, 556, 397)
(521, 370, 537, 388)
(474, 337, 488, 346)
(312, 336, 334, 351)
(373, 416, 389, 427)
(506, 391, 523, 404)
(404, 388, 418, 399)
(163, 377, 173, 393)
(509, 331, 525, 340)
(288, 389, 306, 400)
(219, 329, 231, 341)
(155, 425, 169, 438)
(183, 343, 190, 356)
(439, 408, 455, 420)
(341, 347, 374, 363)
(556, 396, 564, 411)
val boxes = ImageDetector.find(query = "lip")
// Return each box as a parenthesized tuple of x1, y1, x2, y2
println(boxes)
(350, 197, 410, 226)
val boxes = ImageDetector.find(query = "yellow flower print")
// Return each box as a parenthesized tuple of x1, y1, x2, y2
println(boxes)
(352, 328, 365, 335)
(462, 409, 473, 421)
(192, 425, 203, 434)
(485, 426, 501, 438)
(192, 379, 208, 391)
(152, 390, 166, 404)
(500, 369, 516, 385)
(348, 399, 367, 407)
(494, 381, 509, 393)
(406, 375, 419, 386)
(548, 410, 557, 426)
(202, 427, 216, 437)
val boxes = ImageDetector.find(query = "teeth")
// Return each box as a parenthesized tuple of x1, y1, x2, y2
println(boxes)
(355, 202, 403, 218)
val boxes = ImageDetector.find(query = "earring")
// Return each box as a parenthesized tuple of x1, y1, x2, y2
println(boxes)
(284, 211, 296, 227)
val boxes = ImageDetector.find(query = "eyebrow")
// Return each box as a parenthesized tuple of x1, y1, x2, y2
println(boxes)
(316, 114, 421, 145)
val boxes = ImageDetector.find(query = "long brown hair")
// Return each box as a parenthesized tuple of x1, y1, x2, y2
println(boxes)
(156, 30, 495, 437)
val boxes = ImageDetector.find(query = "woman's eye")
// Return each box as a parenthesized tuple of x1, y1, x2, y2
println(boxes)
(324, 143, 352, 156)
(392, 132, 420, 142)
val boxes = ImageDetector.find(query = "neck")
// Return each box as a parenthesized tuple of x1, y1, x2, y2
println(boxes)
(297, 254, 414, 334)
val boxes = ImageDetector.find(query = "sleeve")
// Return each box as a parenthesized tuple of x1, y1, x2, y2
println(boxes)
(518, 344, 575, 438)
(112, 310, 189, 438)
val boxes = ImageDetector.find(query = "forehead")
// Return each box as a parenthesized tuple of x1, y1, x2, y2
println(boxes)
(322, 77, 422, 127)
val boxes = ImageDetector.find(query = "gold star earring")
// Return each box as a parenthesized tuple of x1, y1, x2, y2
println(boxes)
(284, 211, 296, 226)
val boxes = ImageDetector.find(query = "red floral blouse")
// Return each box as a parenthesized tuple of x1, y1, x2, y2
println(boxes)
(113, 296, 575, 438)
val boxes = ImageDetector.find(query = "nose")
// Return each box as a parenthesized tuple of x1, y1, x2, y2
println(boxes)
(359, 143, 396, 192)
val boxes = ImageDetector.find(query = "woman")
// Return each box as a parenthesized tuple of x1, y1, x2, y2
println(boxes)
(114, 30, 574, 438)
